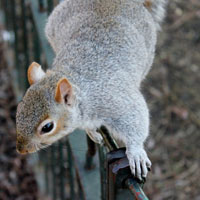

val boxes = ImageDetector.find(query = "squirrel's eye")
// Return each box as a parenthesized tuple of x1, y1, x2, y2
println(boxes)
(41, 122, 54, 134)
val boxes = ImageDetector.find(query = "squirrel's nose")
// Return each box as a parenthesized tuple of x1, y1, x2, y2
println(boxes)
(16, 143, 28, 154)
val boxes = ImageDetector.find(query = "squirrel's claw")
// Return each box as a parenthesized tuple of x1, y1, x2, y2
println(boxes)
(126, 148, 151, 181)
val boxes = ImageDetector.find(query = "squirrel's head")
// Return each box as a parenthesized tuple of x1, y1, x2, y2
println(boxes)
(16, 62, 79, 154)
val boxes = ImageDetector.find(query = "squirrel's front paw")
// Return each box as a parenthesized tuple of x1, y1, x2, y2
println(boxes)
(126, 148, 151, 180)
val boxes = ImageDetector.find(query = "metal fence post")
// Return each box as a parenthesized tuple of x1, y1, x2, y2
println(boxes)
(98, 145, 107, 200)
(44, 151, 50, 194)
(85, 136, 96, 170)
(10, 0, 20, 85)
(47, 0, 54, 15)
(58, 141, 65, 200)
(20, 0, 30, 89)
(66, 140, 75, 200)
(51, 145, 57, 199)
(33, 23, 41, 63)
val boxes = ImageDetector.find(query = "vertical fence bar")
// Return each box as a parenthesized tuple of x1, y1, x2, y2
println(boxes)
(10, 0, 20, 76)
(58, 140, 65, 200)
(98, 145, 107, 200)
(3, 0, 9, 29)
(85, 136, 96, 170)
(44, 151, 50, 194)
(77, 177, 84, 200)
(20, 0, 29, 89)
(33, 24, 41, 63)
(47, 0, 54, 15)
(51, 145, 57, 199)
(38, 0, 45, 12)
(66, 140, 75, 200)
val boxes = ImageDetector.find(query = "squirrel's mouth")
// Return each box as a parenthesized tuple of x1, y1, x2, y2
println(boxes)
(16, 142, 37, 154)
(16, 148, 36, 154)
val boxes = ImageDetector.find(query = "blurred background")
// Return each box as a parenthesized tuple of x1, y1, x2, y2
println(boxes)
(0, 0, 199, 199)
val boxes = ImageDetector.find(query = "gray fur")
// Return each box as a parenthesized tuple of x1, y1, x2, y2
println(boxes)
(16, 0, 167, 179)
(147, 0, 168, 30)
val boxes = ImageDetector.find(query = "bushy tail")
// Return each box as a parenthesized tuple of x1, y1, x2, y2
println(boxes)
(144, 0, 168, 30)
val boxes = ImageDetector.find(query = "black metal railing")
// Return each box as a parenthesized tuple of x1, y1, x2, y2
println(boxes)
(0, 0, 149, 199)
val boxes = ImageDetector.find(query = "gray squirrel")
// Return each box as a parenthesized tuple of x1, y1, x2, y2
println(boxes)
(16, 0, 167, 180)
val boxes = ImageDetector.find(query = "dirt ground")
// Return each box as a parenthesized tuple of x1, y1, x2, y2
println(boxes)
(143, 0, 200, 199)
(0, 0, 200, 199)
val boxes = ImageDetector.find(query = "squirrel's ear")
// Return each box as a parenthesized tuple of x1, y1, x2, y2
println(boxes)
(55, 78, 73, 105)
(27, 62, 46, 85)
